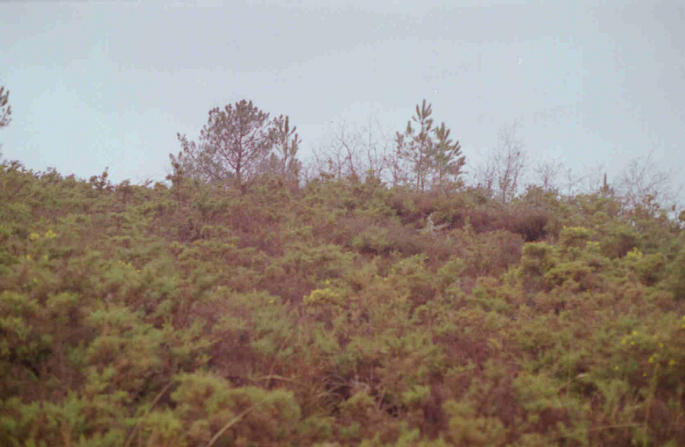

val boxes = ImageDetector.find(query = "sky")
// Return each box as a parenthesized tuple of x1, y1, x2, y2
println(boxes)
(1, 0, 684, 201)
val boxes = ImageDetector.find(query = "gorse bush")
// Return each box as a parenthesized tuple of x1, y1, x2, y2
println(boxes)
(0, 158, 683, 446)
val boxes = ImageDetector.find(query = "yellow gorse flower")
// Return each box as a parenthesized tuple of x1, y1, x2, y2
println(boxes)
(29, 229, 58, 241)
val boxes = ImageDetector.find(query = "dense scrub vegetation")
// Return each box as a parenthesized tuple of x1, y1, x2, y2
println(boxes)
(1, 92, 684, 446)
(1, 157, 684, 446)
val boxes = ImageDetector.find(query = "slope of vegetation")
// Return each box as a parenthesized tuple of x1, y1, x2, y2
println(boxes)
(1, 157, 684, 447)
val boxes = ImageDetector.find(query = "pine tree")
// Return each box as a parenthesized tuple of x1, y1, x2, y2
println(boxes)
(173, 100, 273, 192)
(268, 114, 302, 184)
(431, 122, 465, 191)
(395, 100, 465, 192)
(395, 100, 434, 191)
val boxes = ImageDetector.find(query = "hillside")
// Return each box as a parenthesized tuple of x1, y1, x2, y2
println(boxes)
(1, 161, 684, 446)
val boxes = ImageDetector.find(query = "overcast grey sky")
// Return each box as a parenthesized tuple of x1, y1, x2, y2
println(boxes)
(1, 1, 684, 197)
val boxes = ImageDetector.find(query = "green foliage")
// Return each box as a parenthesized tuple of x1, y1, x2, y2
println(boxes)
(443, 400, 506, 446)
(559, 226, 593, 252)
(625, 248, 666, 286)
(173, 100, 300, 192)
(599, 223, 639, 258)
(0, 159, 683, 446)
(267, 114, 302, 185)
(520, 242, 557, 290)
(666, 244, 685, 299)
(395, 100, 465, 192)
(171, 373, 300, 445)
